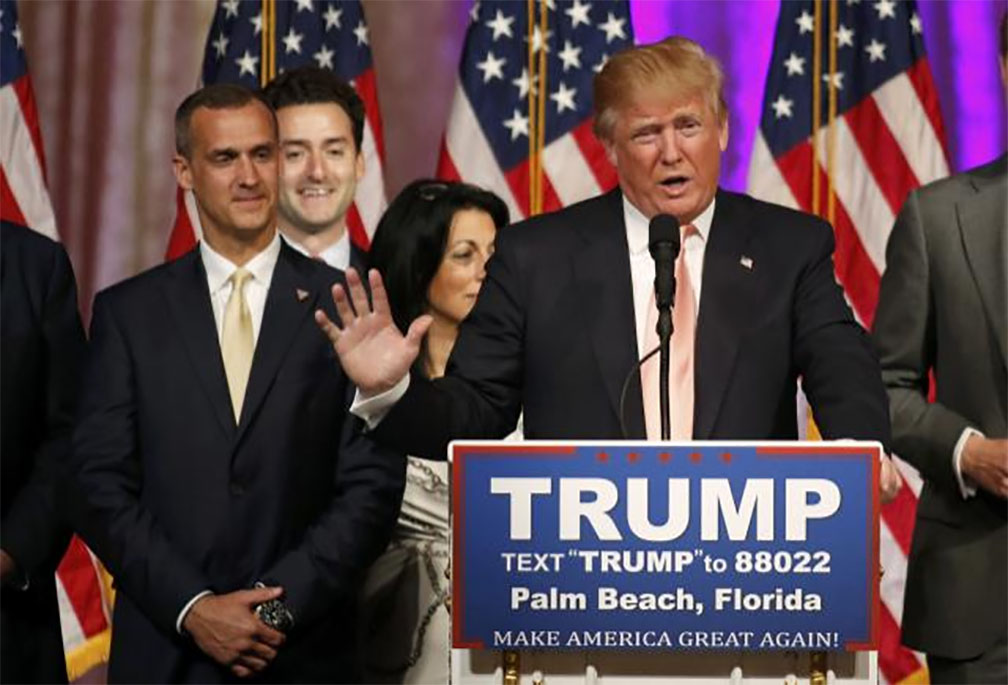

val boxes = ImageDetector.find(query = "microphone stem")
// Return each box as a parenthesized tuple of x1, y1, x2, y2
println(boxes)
(658, 307, 673, 441)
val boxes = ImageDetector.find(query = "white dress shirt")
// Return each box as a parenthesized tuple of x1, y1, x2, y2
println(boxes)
(175, 231, 281, 634)
(281, 230, 351, 270)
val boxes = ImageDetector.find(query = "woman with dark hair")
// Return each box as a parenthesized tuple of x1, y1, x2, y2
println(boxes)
(358, 179, 509, 684)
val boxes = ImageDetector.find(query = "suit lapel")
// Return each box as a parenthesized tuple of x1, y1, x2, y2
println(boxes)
(693, 191, 759, 439)
(235, 243, 317, 442)
(957, 162, 1008, 368)
(161, 251, 236, 437)
(571, 190, 645, 438)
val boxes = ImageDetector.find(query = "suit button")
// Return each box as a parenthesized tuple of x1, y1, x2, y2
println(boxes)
(230, 482, 245, 496)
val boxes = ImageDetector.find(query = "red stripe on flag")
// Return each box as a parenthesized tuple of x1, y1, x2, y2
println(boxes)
(906, 59, 951, 161)
(881, 481, 919, 556)
(346, 203, 370, 251)
(56, 537, 109, 637)
(879, 602, 925, 684)
(503, 160, 563, 218)
(435, 139, 463, 182)
(774, 142, 881, 325)
(0, 167, 29, 226)
(570, 119, 618, 192)
(165, 188, 197, 260)
(540, 174, 563, 214)
(354, 69, 385, 162)
(844, 98, 920, 215)
(11, 75, 49, 184)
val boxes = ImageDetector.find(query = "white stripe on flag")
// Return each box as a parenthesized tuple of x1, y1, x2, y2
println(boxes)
(356, 121, 387, 237)
(0, 87, 58, 239)
(184, 188, 204, 243)
(55, 575, 86, 652)
(541, 133, 601, 207)
(443, 82, 523, 222)
(879, 520, 910, 627)
(746, 133, 800, 210)
(814, 121, 893, 273)
(894, 454, 924, 498)
(872, 74, 950, 186)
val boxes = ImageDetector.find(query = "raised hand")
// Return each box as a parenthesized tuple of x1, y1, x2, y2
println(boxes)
(315, 268, 432, 396)
(182, 586, 286, 678)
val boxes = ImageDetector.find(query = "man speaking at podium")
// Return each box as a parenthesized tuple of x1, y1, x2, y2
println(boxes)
(318, 37, 895, 492)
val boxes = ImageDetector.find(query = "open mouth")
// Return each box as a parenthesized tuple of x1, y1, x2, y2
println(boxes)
(298, 187, 333, 198)
(659, 176, 690, 194)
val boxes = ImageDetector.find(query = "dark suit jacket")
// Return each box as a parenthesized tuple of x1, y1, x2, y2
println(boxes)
(1, 221, 84, 683)
(70, 241, 405, 683)
(873, 155, 1007, 660)
(349, 241, 368, 274)
(377, 188, 890, 457)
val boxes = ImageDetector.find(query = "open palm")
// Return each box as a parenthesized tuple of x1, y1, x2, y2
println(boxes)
(315, 268, 431, 395)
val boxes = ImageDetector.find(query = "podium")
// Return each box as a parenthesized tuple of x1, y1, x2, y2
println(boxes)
(449, 441, 881, 684)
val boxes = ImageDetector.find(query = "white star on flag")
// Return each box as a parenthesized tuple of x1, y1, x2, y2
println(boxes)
(212, 32, 229, 59)
(599, 12, 627, 43)
(502, 109, 530, 140)
(250, 13, 263, 36)
(771, 94, 794, 119)
(796, 10, 814, 34)
(353, 20, 369, 46)
(822, 71, 845, 90)
(565, 0, 591, 28)
(313, 44, 334, 69)
(910, 12, 923, 35)
(836, 24, 854, 47)
(221, 0, 240, 19)
(476, 50, 506, 83)
(282, 28, 304, 55)
(550, 81, 577, 113)
(295, 0, 314, 13)
(485, 9, 514, 40)
(865, 39, 887, 62)
(512, 68, 538, 98)
(558, 40, 582, 71)
(12, 23, 22, 48)
(874, 0, 896, 20)
(323, 4, 342, 30)
(593, 53, 609, 74)
(526, 25, 552, 53)
(784, 52, 805, 76)
(235, 50, 259, 77)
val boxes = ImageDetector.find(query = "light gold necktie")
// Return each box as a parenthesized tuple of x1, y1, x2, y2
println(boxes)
(221, 268, 254, 423)
(642, 224, 698, 440)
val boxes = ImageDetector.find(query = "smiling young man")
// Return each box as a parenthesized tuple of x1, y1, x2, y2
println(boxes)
(263, 67, 368, 272)
(70, 84, 404, 683)
(319, 38, 892, 489)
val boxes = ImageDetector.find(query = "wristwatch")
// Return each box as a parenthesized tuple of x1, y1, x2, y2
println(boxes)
(253, 581, 294, 633)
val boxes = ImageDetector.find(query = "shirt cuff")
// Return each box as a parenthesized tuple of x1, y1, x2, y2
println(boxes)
(953, 427, 982, 500)
(349, 374, 410, 430)
(176, 589, 213, 635)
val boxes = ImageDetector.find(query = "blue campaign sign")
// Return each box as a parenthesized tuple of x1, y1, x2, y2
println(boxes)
(451, 441, 880, 652)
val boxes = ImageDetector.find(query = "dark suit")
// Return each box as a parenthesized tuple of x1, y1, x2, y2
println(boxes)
(873, 155, 1007, 677)
(70, 241, 405, 683)
(349, 241, 368, 274)
(377, 188, 889, 455)
(1, 220, 85, 683)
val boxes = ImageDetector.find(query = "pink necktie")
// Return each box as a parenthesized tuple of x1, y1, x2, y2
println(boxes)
(642, 224, 697, 441)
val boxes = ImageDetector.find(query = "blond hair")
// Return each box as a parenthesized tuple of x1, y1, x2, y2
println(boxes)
(593, 36, 727, 142)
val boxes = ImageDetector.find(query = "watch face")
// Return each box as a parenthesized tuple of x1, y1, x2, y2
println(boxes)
(255, 599, 294, 633)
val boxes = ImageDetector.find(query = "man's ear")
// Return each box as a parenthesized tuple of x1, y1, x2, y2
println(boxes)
(173, 154, 194, 191)
(718, 116, 730, 152)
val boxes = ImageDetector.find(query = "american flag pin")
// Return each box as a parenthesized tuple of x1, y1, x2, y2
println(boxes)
(295, 288, 309, 302)
(740, 256, 754, 270)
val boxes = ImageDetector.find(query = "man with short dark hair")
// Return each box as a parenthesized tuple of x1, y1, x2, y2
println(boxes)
(263, 66, 367, 271)
(71, 83, 404, 683)
(872, 14, 1008, 683)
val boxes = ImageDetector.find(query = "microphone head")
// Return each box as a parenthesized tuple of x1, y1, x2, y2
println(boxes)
(648, 214, 681, 259)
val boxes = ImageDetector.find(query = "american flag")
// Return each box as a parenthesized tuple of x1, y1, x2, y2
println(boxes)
(1, 0, 115, 679)
(437, 0, 632, 217)
(166, 0, 386, 260)
(748, 1, 948, 683)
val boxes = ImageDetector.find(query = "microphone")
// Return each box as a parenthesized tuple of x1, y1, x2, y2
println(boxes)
(648, 214, 680, 441)
(648, 214, 681, 309)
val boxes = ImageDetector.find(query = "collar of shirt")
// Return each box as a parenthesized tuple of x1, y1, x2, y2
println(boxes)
(622, 193, 716, 256)
(280, 230, 350, 270)
(201, 230, 282, 296)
